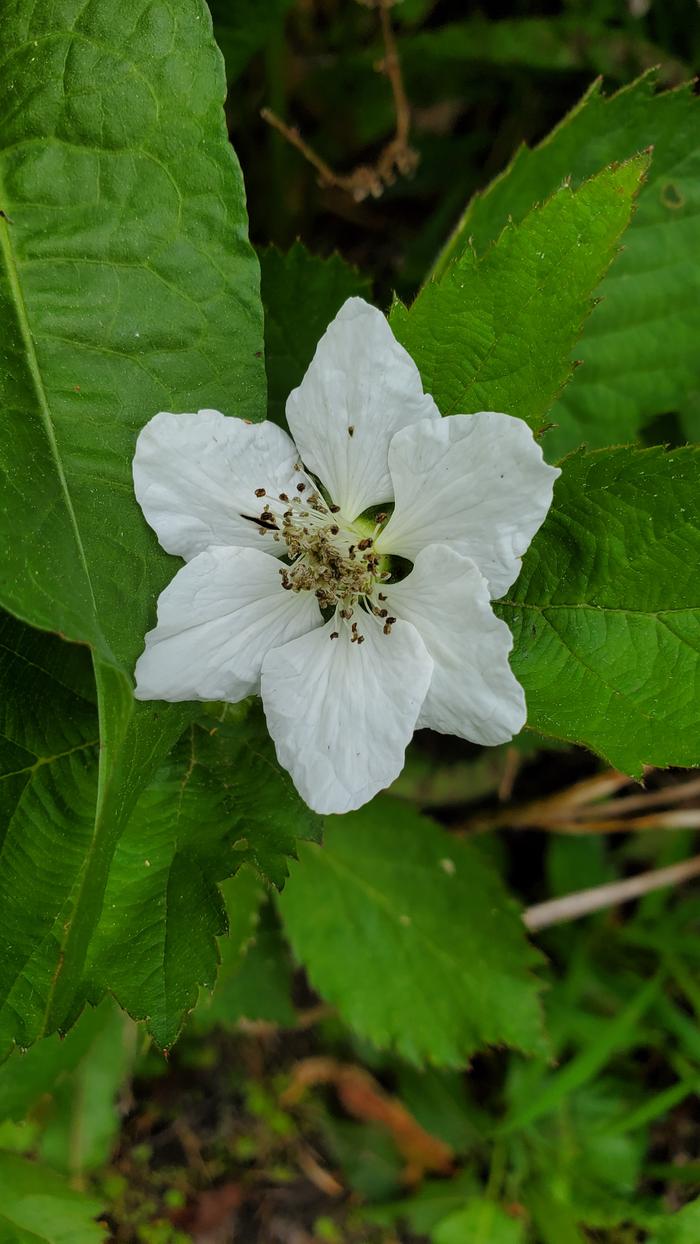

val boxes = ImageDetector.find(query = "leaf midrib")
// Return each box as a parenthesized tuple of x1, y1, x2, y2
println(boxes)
(0, 196, 101, 647)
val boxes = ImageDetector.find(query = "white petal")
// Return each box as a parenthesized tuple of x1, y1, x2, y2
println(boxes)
(285, 298, 439, 521)
(133, 409, 308, 561)
(134, 546, 322, 703)
(260, 613, 433, 814)
(382, 546, 526, 745)
(376, 412, 560, 598)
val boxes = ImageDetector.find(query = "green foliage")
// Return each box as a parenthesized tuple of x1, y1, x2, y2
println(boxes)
(0, 616, 98, 1052)
(391, 157, 647, 441)
(435, 75, 700, 457)
(0, 1151, 105, 1243)
(649, 1198, 700, 1243)
(278, 800, 544, 1067)
(86, 711, 320, 1047)
(499, 446, 700, 773)
(431, 1200, 525, 1244)
(260, 242, 372, 426)
(196, 897, 297, 1029)
(35, 1002, 135, 1178)
(0, 0, 265, 1039)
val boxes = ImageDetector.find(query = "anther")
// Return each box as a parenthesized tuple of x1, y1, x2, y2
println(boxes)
(254, 487, 266, 497)
(329, 504, 340, 513)
(357, 538, 372, 550)
(297, 482, 306, 492)
(356, 635, 365, 644)
(347, 425, 355, 437)
(279, 492, 289, 502)
(383, 623, 392, 635)
(378, 592, 387, 601)
(330, 631, 339, 640)
(330, 525, 339, 535)
(387, 616, 396, 625)
(375, 512, 387, 523)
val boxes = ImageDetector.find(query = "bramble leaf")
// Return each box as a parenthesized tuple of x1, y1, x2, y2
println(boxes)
(434, 75, 700, 456)
(391, 157, 647, 442)
(0, 0, 265, 1038)
(499, 446, 700, 773)
(86, 711, 321, 1048)
(278, 800, 544, 1067)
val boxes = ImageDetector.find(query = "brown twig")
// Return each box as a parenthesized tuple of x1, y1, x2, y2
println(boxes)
(260, 0, 418, 202)
(524, 854, 700, 932)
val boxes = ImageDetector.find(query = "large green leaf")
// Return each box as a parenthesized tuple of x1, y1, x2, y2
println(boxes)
(649, 1198, 700, 1244)
(390, 157, 647, 442)
(0, 615, 98, 1052)
(0, 0, 265, 1035)
(85, 710, 321, 1048)
(0, 1151, 105, 1243)
(498, 446, 700, 773)
(260, 242, 372, 427)
(433, 75, 700, 456)
(278, 800, 544, 1068)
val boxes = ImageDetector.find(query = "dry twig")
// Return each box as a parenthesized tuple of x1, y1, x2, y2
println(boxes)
(524, 853, 700, 932)
(261, 0, 418, 202)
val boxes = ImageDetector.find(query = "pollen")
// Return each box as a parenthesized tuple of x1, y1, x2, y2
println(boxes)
(277, 492, 388, 621)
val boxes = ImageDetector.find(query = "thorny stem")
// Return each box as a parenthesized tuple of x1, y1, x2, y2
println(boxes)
(524, 853, 700, 932)
(260, 0, 418, 202)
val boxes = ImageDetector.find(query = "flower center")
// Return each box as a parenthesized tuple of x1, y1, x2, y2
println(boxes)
(247, 484, 391, 622)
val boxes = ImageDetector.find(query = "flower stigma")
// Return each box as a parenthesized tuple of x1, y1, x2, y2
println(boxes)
(245, 484, 393, 642)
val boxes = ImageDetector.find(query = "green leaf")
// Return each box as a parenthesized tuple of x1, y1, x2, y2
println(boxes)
(0, 0, 265, 1037)
(0, 1151, 105, 1243)
(260, 242, 372, 426)
(432, 1201, 525, 1244)
(0, 998, 129, 1135)
(0, 615, 98, 1052)
(498, 446, 700, 773)
(37, 1001, 135, 1177)
(86, 711, 320, 1048)
(649, 1198, 700, 1244)
(390, 157, 647, 440)
(278, 800, 544, 1068)
(195, 898, 296, 1030)
(433, 75, 700, 457)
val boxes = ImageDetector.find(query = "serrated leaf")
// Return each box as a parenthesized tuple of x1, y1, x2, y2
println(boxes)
(0, 615, 99, 1052)
(86, 711, 320, 1048)
(390, 157, 646, 439)
(0, 0, 265, 1038)
(278, 800, 544, 1068)
(434, 75, 700, 456)
(260, 242, 372, 426)
(498, 446, 700, 774)
(0, 1151, 105, 1243)
(194, 895, 296, 1030)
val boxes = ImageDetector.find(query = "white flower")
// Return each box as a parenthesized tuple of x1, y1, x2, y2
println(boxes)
(133, 298, 559, 815)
